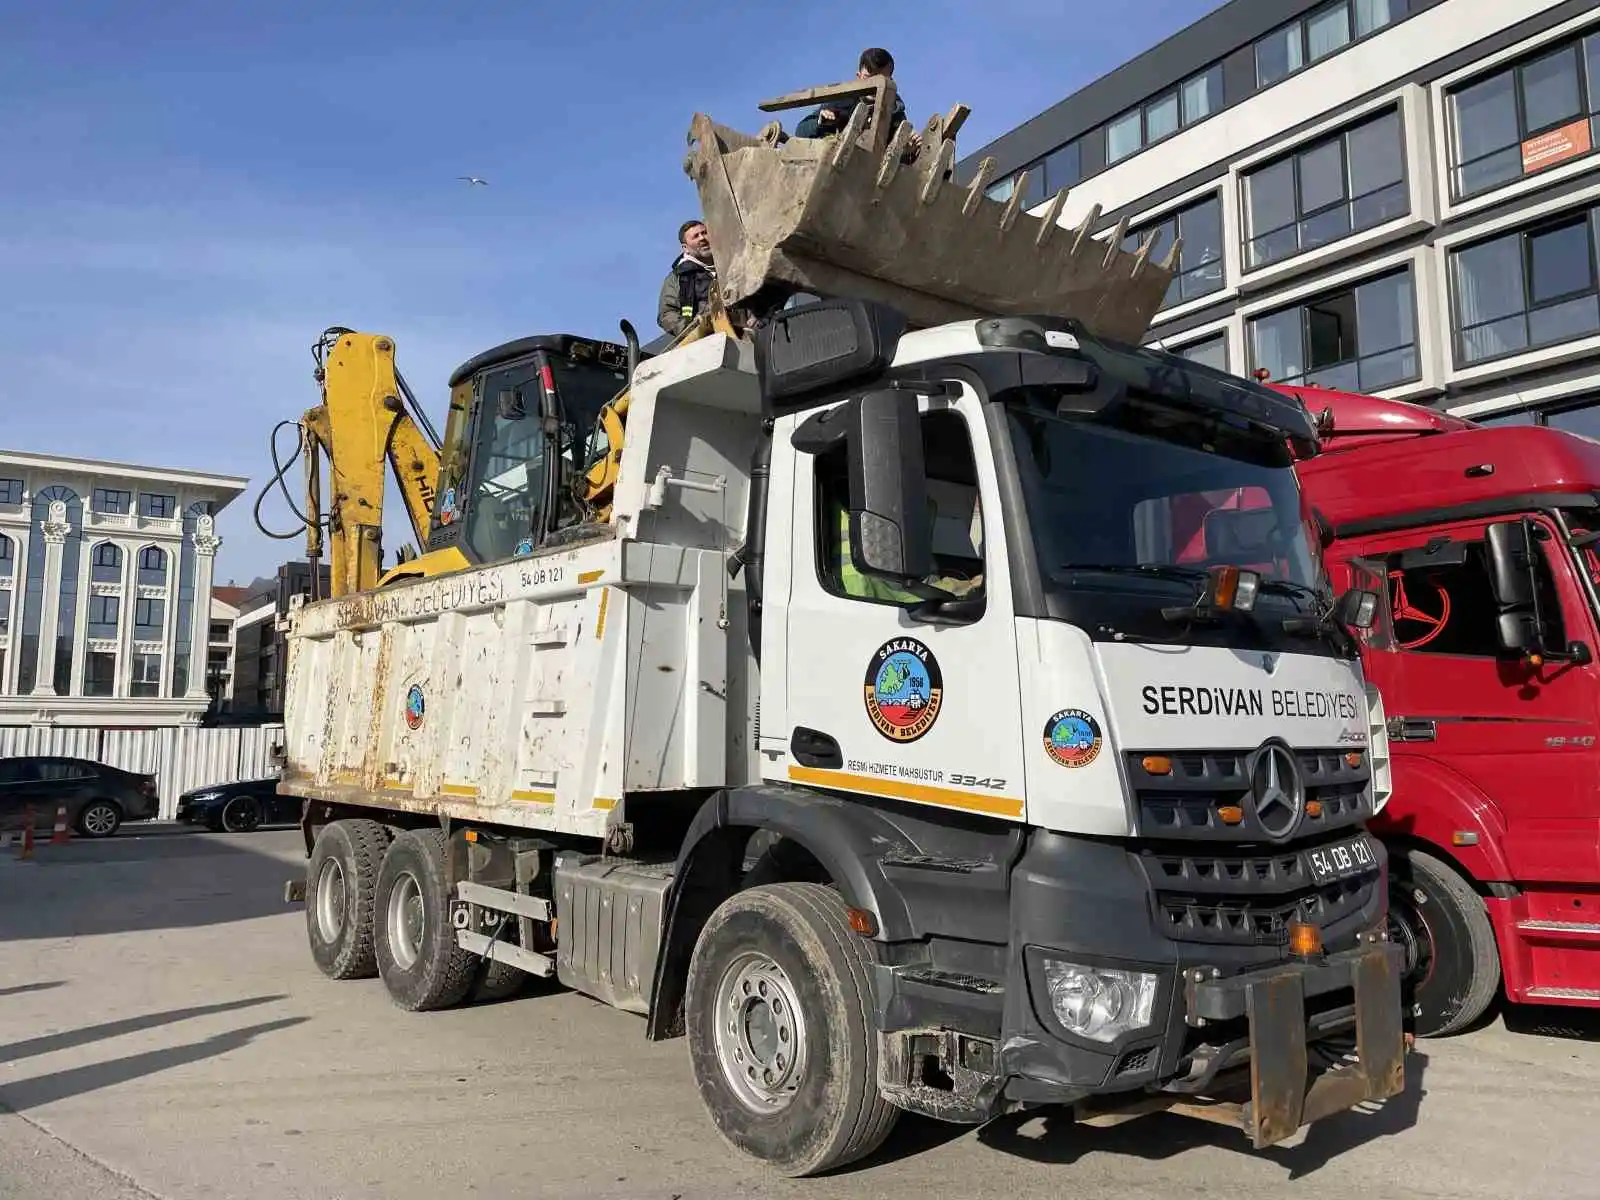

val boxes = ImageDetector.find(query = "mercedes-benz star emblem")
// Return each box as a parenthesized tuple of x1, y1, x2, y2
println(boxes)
(1250, 743, 1305, 840)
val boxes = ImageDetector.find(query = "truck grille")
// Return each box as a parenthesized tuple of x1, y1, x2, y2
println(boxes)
(1125, 748, 1371, 843)
(1138, 840, 1377, 947)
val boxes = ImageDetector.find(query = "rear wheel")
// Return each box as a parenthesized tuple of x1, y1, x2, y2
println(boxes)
(305, 819, 391, 980)
(221, 796, 262, 833)
(1387, 847, 1501, 1036)
(374, 829, 477, 1011)
(77, 801, 122, 838)
(685, 882, 899, 1177)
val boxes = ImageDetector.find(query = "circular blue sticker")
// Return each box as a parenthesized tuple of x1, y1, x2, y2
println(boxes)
(863, 637, 944, 743)
(1043, 708, 1102, 768)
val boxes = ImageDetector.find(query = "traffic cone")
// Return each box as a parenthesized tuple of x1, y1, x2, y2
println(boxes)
(49, 804, 71, 845)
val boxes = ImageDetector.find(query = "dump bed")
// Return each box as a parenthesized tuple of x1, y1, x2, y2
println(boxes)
(278, 334, 764, 838)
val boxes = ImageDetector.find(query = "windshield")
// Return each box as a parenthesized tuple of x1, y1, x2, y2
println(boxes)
(1003, 381, 1332, 651)
(458, 354, 626, 564)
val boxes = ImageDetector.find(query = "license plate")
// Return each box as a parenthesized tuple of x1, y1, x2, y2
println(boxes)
(1306, 834, 1377, 885)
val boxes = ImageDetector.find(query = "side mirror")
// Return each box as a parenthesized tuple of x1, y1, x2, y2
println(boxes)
(1333, 588, 1378, 630)
(847, 389, 932, 581)
(1485, 520, 1536, 608)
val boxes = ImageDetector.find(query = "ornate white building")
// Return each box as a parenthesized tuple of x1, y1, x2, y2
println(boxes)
(0, 450, 249, 727)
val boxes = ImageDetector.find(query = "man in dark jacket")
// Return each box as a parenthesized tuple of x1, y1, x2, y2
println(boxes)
(796, 47, 920, 160)
(657, 219, 717, 336)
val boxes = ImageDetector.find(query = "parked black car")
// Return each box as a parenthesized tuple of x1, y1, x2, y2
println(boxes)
(176, 777, 300, 833)
(0, 755, 160, 838)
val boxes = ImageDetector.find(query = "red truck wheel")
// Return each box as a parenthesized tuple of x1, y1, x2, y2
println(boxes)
(1387, 848, 1501, 1037)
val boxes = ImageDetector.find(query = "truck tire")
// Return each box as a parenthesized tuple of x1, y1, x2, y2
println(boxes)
(305, 819, 391, 980)
(373, 828, 476, 1012)
(1388, 848, 1501, 1037)
(684, 882, 899, 1177)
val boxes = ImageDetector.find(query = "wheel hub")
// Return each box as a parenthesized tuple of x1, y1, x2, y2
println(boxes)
(712, 953, 808, 1113)
(387, 872, 426, 970)
(315, 857, 347, 944)
(84, 806, 116, 835)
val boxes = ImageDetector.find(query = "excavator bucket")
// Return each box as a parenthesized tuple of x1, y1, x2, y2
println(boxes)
(684, 78, 1179, 343)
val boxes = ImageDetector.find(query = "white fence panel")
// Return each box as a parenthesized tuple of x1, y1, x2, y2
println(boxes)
(3, 724, 286, 819)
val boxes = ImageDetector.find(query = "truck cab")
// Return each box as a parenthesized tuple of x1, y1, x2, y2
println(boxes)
(1285, 383, 1600, 1034)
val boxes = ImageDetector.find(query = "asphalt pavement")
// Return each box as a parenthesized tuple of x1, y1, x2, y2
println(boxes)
(2, 825, 1598, 1199)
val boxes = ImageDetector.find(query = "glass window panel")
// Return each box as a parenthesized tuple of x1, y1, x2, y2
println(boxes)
(1529, 295, 1600, 346)
(1453, 235, 1526, 326)
(1250, 308, 1305, 381)
(1359, 347, 1418, 391)
(1298, 138, 1347, 212)
(984, 176, 1014, 203)
(1459, 316, 1530, 364)
(1453, 72, 1520, 165)
(1527, 220, 1594, 303)
(1179, 197, 1223, 269)
(1306, 291, 1359, 369)
(1181, 66, 1222, 124)
(1347, 111, 1404, 197)
(1301, 206, 1353, 251)
(1145, 91, 1179, 142)
(1546, 402, 1600, 436)
(1307, 4, 1352, 61)
(1178, 336, 1229, 373)
(1521, 45, 1583, 133)
(1020, 166, 1047, 209)
(1587, 34, 1600, 114)
(1245, 158, 1296, 239)
(1108, 111, 1142, 162)
(1351, 180, 1410, 230)
(1355, 270, 1416, 356)
(1043, 141, 1081, 193)
(1476, 407, 1540, 426)
(1353, 0, 1404, 38)
(1457, 146, 1523, 197)
(1257, 25, 1304, 87)
(1313, 359, 1363, 392)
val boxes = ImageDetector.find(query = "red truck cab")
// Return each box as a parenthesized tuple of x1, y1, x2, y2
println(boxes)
(1280, 383, 1600, 1035)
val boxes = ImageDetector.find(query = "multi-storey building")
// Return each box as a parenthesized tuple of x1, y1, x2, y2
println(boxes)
(0, 450, 248, 727)
(959, 0, 1600, 430)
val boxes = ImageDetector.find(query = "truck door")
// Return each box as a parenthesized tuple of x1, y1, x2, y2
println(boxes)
(1353, 513, 1600, 880)
(777, 389, 1027, 824)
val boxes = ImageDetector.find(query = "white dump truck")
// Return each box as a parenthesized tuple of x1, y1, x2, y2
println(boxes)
(275, 78, 1406, 1177)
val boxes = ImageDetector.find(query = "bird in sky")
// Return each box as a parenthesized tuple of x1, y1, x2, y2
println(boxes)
(458, 176, 488, 186)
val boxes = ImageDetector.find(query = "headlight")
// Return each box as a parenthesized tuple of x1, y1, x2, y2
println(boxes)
(1041, 960, 1158, 1043)
(188, 791, 224, 804)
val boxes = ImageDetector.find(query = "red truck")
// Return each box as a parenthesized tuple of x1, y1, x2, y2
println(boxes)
(1266, 383, 1600, 1036)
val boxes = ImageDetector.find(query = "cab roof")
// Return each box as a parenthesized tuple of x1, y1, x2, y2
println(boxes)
(448, 333, 633, 388)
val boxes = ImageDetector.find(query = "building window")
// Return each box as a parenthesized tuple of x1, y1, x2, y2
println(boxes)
(135, 596, 165, 639)
(1248, 266, 1419, 393)
(209, 620, 231, 643)
(1450, 204, 1600, 366)
(84, 651, 117, 697)
(0, 533, 12, 579)
(139, 493, 176, 519)
(1042, 141, 1081, 195)
(92, 488, 131, 515)
(1123, 194, 1225, 308)
(1175, 334, 1230, 374)
(137, 545, 168, 588)
(0, 479, 21, 505)
(1256, 1, 1408, 87)
(87, 593, 121, 641)
(1106, 64, 1223, 165)
(1243, 107, 1407, 270)
(90, 542, 123, 585)
(131, 652, 162, 698)
(1448, 28, 1600, 200)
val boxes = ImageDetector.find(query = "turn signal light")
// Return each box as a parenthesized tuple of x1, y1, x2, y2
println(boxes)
(1217, 805, 1244, 825)
(1206, 566, 1261, 613)
(1305, 800, 1323, 818)
(463, 829, 479, 843)
(847, 907, 878, 937)
(1344, 751, 1363, 768)
(1141, 755, 1173, 776)
(1288, 921, 1323, 958)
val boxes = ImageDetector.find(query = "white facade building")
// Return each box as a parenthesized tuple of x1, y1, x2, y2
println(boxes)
(961, 0, 1600, 430)
(0, 450, 249, 727)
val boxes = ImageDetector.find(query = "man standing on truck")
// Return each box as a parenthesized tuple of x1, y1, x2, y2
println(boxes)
(657, 219, 717, 336)
(797, 47, 922, 160)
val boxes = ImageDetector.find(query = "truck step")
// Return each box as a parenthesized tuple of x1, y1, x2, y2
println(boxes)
(897, 967, 1004, 995)
(456, 879, 553, 922)
(1524, 987, 1600, 1002)
(456, 929, 555, 977)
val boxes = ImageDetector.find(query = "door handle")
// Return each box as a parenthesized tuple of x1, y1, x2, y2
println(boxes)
(790, 727, 843, 770)
(1387, 716, 1437, 743)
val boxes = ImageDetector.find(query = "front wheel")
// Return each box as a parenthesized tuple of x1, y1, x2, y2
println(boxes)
(77, 801, 122, 838)
(684, 882, 899, 1177)
(1387, 847, 1501, 1036)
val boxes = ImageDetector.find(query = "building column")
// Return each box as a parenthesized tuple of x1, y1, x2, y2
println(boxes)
(31, 500, 71, 696)
(185, 515, 221, 699)
(116, 539, 138, 697)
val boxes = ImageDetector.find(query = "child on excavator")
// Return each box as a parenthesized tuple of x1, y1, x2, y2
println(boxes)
(796, 47, 923, 160)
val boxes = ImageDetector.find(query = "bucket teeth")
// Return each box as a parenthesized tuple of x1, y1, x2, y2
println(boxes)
(1035, 187, 1070, 249)
(1161, 236, 1185, 272)
(1069, 203, 1102, 261)
(876, 121, 914, 189)
(963, 157, 997, 218)
(1102, 216, 1131, 269)
(831, 102, 873, 168)
(918, 139, 955, 206)
(999, 171, 1028, 232)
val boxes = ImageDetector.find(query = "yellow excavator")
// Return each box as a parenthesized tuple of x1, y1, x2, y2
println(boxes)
(262, 74, 1177, 600)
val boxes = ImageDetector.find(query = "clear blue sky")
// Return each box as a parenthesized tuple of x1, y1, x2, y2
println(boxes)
(0, 0, 1216, 584)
